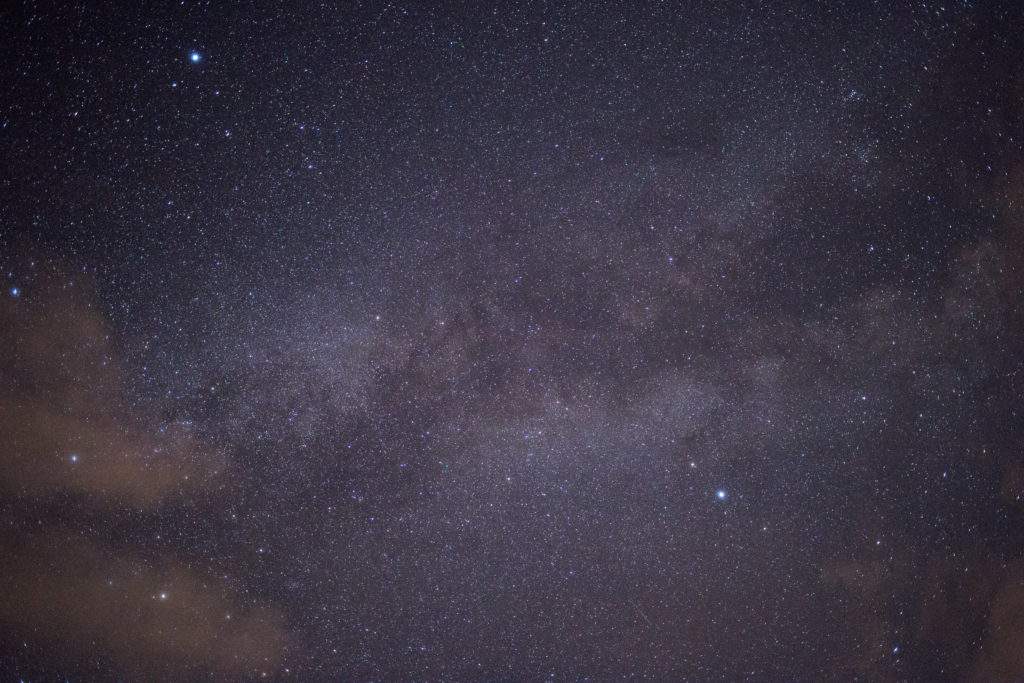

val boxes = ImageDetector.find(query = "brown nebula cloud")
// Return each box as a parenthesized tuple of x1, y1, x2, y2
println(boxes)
(0, 531, 291, 679)
(0, 268, 292, 678)
(0, 274, 224, 507)
(970, 562, 1024, 680)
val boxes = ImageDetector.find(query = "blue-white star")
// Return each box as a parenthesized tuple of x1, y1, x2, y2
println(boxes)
(190, 52, 201, 62)
(10, 287, 18, 296)
(716, 490, 726, 500)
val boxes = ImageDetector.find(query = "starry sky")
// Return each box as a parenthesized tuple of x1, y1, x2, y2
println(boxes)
(2, 1, 1023, 680)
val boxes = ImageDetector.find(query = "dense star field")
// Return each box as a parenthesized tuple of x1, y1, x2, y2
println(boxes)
(2, 2, 1023, 679)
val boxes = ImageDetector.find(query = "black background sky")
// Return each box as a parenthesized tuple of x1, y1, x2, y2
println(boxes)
(2, 1, 1023, 680)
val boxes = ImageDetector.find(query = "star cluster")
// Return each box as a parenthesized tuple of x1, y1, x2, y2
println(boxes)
(2, 2, 1023, 679)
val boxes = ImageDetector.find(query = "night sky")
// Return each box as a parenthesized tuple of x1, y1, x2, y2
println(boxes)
(2, 2, 1023, 680)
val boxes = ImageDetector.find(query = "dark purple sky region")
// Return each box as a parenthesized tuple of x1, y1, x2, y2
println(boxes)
(2, 2, 1023, 679)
